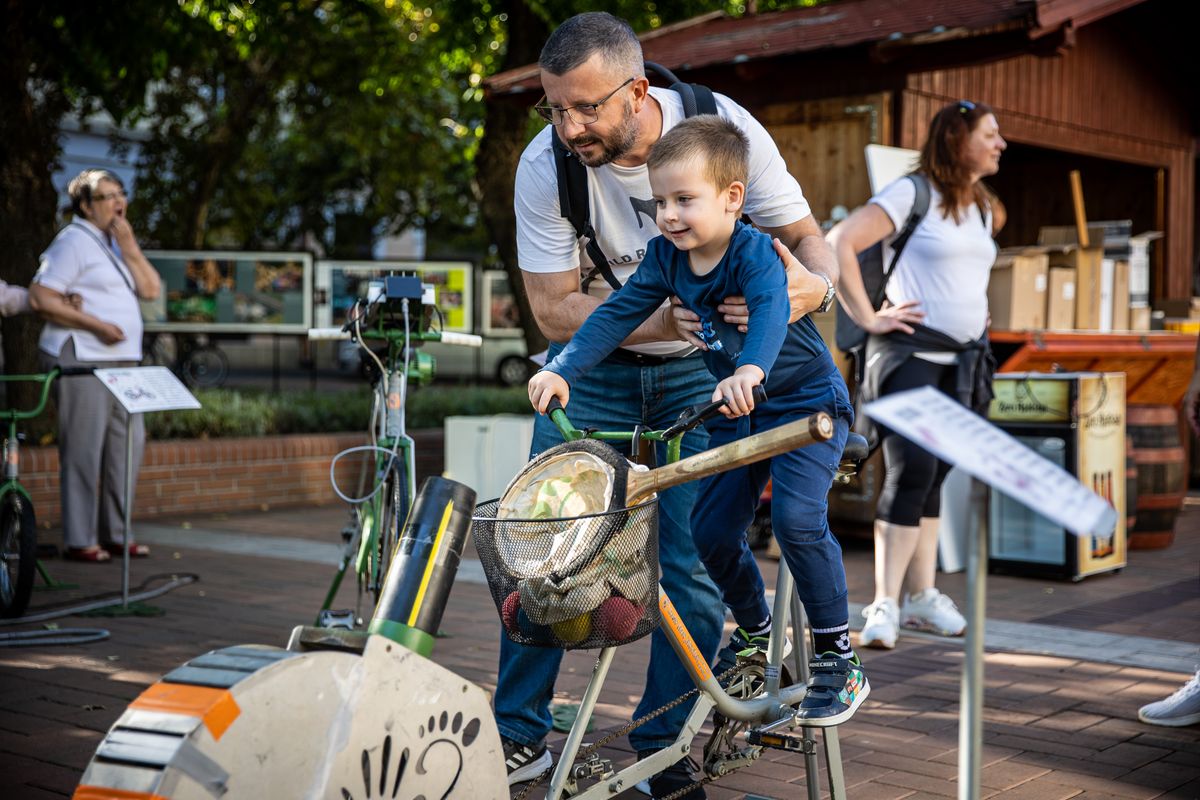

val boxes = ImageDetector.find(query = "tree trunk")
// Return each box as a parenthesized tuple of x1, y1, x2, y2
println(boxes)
(476, 0, 550, 358)
(0, 0, 66, 435)
(182, 57, 276, 248)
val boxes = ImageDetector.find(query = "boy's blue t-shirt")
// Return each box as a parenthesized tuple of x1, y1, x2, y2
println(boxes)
(548, 221, 834, 393)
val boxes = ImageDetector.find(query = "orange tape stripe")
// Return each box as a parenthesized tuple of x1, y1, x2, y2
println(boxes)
(129, 682, 241, 741)
(73, 787, 167, 800)
(658, 593, 713, 683)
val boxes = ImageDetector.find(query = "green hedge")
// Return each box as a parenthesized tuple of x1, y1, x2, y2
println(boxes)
(144, 385, 531, 440)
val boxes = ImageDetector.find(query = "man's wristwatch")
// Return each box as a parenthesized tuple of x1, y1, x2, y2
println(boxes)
(815, 273, 837, 313)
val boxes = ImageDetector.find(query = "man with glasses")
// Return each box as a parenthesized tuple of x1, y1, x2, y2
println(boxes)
(29, 169, 160, 563)
(498, 13, 840, 798)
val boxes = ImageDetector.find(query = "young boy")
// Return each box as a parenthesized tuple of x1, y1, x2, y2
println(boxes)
(527, 115, 867, 725)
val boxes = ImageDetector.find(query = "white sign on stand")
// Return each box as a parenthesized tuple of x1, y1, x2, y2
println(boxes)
(94, 366, 202, 414)
(864, 385, 1116, 800)
(865, 385, 1116, 537)
(94, 367, 200, 609)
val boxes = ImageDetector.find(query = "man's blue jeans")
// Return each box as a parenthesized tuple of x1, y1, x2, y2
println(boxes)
(494, 347, 725, 753)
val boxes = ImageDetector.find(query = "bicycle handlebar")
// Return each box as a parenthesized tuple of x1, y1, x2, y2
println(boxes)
(546, 385, 769, 445)
(307, 327, 351, 341)
(0, 367, 93, 420)
(307, 327, 483, 348)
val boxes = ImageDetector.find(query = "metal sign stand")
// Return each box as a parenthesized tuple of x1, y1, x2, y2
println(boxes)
(959, 478, 989, 799)
(863, 386, 1117, 800)
(94, 367, 200, 614)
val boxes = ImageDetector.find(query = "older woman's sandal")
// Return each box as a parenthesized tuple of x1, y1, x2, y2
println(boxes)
(103, 542, 151, 558)
(65, 546, 112, 563)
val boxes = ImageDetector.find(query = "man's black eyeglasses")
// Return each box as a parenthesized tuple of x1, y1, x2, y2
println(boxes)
(534, 77, 635, 126)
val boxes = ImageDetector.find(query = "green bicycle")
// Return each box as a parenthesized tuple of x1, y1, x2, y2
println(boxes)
(0, 368, 92, 618)
(309, 273, 481, 625)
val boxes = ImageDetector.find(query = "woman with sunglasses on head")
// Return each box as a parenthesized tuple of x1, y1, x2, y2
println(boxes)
(827, 101, 1006, 650)
(29, 169, 161, 563)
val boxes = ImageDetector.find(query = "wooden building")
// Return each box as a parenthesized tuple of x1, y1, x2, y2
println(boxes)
(487, 0, 1196, 302)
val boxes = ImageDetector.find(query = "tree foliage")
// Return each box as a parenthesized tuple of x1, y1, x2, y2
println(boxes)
(2, 0, 827, 391)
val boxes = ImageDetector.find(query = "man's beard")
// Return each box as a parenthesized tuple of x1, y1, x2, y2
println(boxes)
(566, 99, 638, 167)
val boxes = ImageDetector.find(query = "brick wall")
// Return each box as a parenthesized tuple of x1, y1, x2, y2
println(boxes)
(21, 430, 445, 526)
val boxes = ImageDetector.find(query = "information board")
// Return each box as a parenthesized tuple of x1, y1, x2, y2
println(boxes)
(315, 260, 473, 332)
(141, 250, 314, 334)
(93, 367, 201, 414)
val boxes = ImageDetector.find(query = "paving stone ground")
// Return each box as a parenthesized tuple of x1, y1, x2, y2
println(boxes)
(1, 493, 1197, 799)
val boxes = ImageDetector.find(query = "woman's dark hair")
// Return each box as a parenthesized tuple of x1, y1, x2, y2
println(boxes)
(918, 101, 999, 224)
(67, 169, 124, 218)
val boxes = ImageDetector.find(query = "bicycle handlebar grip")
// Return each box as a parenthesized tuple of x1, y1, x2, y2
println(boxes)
(307, 327, 351, 341)
(437, 331, 483, 348)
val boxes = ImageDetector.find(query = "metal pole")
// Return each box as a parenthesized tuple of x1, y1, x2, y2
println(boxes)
(122, 410, 134, 608)
(958, 478, 988, 800)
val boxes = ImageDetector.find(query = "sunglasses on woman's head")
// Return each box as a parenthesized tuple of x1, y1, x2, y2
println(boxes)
(957, 100, 977, 114)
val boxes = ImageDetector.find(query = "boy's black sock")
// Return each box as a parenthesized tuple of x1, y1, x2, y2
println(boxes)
(743, 615, 772, 639)
(812, 621, 854, 660)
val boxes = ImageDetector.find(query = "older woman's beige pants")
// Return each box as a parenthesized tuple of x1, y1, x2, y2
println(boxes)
(39, 339, 144, 550)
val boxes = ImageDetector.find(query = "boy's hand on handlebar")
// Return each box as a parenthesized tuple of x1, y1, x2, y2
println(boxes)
(713, 366, 765, 418)
(528, 370, 569, 415)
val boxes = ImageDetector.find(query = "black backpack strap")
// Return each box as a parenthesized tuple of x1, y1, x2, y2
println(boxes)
(552, 132, 622, 292)
(873, 173, 931, 307)
(647, 61, 718, 117)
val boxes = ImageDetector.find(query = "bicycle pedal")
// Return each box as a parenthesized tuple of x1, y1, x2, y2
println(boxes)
(745, 726, 818, 755)
(317, 608, 358, 630)
(570, 752, 613, 781)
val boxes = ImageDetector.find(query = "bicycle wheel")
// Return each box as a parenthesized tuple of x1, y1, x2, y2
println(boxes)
(374, 459, 411, 596)
(0, 493, 37, 619)
(181, 344, 229, 388)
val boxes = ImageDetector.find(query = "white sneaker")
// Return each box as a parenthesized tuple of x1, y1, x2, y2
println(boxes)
(901, 589, 966, 636)
(859, 598, 899, 649)
(1138, 671, 1200, 727)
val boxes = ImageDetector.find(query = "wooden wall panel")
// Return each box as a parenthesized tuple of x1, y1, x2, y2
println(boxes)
(897, 19, 1195, 300)
(759, 93, 890, 221)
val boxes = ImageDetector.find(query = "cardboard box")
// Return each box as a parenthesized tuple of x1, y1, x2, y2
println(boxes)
(1045, 246, 1104, 330)
(1047, 267, 1076, 329)
(988, 250, 1048, 330)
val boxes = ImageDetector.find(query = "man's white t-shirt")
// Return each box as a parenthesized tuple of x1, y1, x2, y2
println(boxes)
(871, 178, 996, 361)
(34, 219, 144, 361)
(515, 86, 811, 356)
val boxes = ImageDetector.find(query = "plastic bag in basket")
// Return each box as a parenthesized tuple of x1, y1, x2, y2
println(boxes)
(518, 513, 653, 626)
(494, 451, 616, 577)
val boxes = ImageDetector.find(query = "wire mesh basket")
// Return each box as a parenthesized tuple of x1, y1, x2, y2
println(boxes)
(472, 498, 660, 650)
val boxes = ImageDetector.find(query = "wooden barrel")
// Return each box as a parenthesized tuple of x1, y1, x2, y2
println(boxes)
(1126, 405, 1187, 549)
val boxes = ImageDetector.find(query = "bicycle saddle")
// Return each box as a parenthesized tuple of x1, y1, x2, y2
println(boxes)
(842, 433, 869, 465)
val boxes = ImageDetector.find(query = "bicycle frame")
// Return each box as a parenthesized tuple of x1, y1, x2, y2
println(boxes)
(1, 369, 78, 617)
(538, 403, 848, 800)
(312, 283, 482, 623)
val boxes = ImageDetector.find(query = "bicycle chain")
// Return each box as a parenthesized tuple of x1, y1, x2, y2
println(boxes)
(510, 662, 750, 800)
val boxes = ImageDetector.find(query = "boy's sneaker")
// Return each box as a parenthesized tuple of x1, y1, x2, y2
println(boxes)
(901, 588, 966, 636)
(635, 751, 706, 799)
(713, 627, 793, 676)
(502, 735, 552, 785)
(1138, 670, 1200, 727)
(859, 598, 899, 649)
(793, 653, 869, 727)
